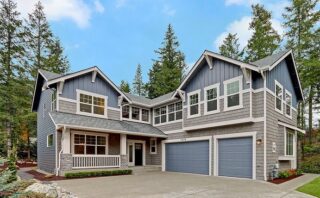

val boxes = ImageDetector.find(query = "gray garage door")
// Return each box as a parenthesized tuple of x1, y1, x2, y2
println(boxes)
(165, 140, 209, 175)
(218, 137, 253, 179)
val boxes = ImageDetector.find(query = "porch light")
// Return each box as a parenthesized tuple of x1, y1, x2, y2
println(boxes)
(256, 139, 262, 145)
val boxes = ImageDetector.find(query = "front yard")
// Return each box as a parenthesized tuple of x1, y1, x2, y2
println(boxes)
(297, 177, 320, 198)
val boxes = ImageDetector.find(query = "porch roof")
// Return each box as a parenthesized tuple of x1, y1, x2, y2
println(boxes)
(49, 112, 167, 138)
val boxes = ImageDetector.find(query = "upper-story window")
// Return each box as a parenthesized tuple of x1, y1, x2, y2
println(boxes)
(142, 109, 149, 122)
(131, 107, 140, 120)
(275, 80, 283, 113)
(122, 105, 130, 119)
(77, 90, 107, 117)
(188, 90, 200, 118)
(51, 90, 57, 111)
(285, 90, 292, 118)
(204, 84, 220, 114)
(154, 101, 183, 125)
(122, 105, 149, 123)
(224, 76, 242, 111)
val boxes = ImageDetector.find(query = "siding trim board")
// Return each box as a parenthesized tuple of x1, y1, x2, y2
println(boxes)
(213, 132, 256, 180)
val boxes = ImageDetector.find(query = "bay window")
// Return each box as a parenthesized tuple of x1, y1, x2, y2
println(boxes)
(74, 133, 107, 155)
(275, 81, 283, 113)
(204, 84, 219, 114)
(224, 76, 242, 110)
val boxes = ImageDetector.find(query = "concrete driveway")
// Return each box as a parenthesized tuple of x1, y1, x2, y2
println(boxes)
(55, 172, 314, 198)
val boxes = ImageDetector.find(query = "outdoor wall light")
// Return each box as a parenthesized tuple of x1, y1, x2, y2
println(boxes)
(256, 139, 262, 145)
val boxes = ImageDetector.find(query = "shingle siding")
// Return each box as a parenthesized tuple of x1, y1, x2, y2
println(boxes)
(108, 109, 120, 120)
(37, 89, 56, 174)
(252, 91, 264, 118)
(155, 121, 183, 132)
(59, 100, 76, 114)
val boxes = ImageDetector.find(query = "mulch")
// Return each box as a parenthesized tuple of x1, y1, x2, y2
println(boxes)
(269, 174, 303, 184)
(26, 170, 66, 181)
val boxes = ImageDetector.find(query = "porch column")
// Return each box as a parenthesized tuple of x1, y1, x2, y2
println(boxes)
(59, 127, 72, 175)
(120, 134, 127, 155)
(62, 128, 71, 154)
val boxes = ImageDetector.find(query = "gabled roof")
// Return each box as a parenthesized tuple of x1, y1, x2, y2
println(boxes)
(50, 112, 167, 137)
(251, 50, 291, 68)
(124, 91, 176, 107)
(38, 69, 63, 80)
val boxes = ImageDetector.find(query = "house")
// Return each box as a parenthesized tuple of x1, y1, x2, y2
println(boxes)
(31, 49, 305, 181)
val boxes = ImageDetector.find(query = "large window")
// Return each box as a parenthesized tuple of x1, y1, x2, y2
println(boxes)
(285, 90, 292, 118)
(74, 134, 107, 155)
(154, 101, 183, 125)
(188, 90, 200, 117)
(275, 81, 283, 113)
(204, 84, 219, 114)
(78, 90, 106, 116)
(121, 106, 149, 123)
(47, 134, 53, 147)
(224, 76, 242, 110)
(286, 129, 294, 156)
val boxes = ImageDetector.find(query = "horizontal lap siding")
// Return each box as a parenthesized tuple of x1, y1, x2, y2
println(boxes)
(108, 109, 120, 120)
(167, 122, 264, 180)
(156, 121, 183, 132)
(253, 92, 264, 118)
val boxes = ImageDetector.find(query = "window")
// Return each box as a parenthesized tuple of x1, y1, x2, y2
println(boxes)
(142, 109, 149, 122)
(150, 138, 157, 154)
(168, 102, 183, 122)
(275, 81, 283, 113)
(73, 134, 107, 155)
(154, 108, 160, 125)
(122, 105, 130, 119)
(286, 129, 294, 156)
(131, 107, 140, 120)
(51, 90, 57, 111)
(204, 84, 219, 114)
(160, 106, 167, 123)
(78, 90, 106, 116)
(188, 90, 200, 117)
(224, 76, 242, 110)
(47, 134, 53, 147)
(285, 90, 292, 118)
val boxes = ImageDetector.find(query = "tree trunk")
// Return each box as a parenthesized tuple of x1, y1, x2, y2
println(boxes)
(308, 86, 313, 144)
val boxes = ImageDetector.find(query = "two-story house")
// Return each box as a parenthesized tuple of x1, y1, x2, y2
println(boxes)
(31, 49, 305, 181)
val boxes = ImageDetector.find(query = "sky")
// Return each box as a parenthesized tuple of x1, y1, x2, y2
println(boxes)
(15, 0, 289, 85)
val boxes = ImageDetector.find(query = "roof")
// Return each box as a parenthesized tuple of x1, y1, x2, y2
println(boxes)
(124, 91, 176, 107)
(124, 93, 152, 105)
(251, 50, 291, 68)
(38, 69, 63, 80)
(49, 112, 167, 137)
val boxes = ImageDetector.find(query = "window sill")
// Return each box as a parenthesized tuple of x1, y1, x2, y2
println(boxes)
(204, 110, 220, 116)
(275, 108, 283, 115)
(187, 114, 201, 119)
(278, 156, 295, 161)
(224, 105, 243, 112)
(122, 118, 150, 124)
(153, 119, 182, 126)
(285, 114, 292, 119)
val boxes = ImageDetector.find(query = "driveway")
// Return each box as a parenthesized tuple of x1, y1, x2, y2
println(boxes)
(55, 172, 314, 198)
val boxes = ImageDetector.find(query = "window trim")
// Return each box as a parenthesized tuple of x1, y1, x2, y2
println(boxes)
(285, 90, 292, 119)
(223, 76, 243, 111)
(76, 89, 108, 118)
(71, 131, 109, 155)
(47, 134, 53, 147)
(153, 101, 183, 126)
(284, 128, 295, 157)
(187, 89, 201, 118)
(51, 89, 57, 111)
(204, 83, 220, 115)
(150, 138, 157, 154)
(121, 105, 150, 124)
(274, 80, 283, 114)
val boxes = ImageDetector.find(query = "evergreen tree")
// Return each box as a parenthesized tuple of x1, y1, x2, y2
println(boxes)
(133, 64, 145, 96)
(120, 80, 131, 93)
(44, 38, 69, 74)
(245, 4, 281, 62)
(147, 24, 186, 99)
(219, 33, 243, 60)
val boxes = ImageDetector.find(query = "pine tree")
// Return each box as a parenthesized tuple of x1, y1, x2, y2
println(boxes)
(245, 4, 281, 62)
(219, 33, 243, 60)
(147, 24, 186, 99)
(25, 1, 69, 79)
(120, 80, 131, 93)
(133, 64, 145, 96)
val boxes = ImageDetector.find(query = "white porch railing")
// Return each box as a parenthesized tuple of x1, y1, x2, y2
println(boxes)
(72, 155, 121, 169)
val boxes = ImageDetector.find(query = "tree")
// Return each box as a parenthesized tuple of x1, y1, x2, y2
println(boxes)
(219, 33, 243, 60)
(147, 24, 186, 99)
(44, 38, 69, 74)
(245, 4, 281, 62)
(132, 64, 145, 96)
(120, 80, 131, 93)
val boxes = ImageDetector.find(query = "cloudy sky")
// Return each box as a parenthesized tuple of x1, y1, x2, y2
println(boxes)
(15, 0, 289, 85)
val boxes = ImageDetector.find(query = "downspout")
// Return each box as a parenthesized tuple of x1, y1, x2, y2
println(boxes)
(56, 126, 65, 176)
(261, 69, 267, 181)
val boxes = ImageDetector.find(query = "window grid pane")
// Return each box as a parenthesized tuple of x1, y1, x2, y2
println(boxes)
(132, 107, 140, 120)
(122, 106, 130, 118)
(227, 81, 239, 95)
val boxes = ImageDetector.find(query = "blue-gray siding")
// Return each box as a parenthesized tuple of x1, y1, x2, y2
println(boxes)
(184, 59, 250, 100)
(165, 140, 209, 175)
(37, 89, 56, 173)
(266, 60, 298, 107)
(218, 137, 253, 179)
(61, 73, 120, 108)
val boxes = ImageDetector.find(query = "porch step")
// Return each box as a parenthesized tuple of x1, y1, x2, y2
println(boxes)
(131, 165, 161, 175)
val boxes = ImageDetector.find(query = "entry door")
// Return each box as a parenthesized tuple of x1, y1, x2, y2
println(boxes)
(134, 143, 143, 166)
(128, 142, 134, 166)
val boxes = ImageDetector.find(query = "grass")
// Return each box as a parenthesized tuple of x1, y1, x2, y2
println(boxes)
(297, 177, 320, 198)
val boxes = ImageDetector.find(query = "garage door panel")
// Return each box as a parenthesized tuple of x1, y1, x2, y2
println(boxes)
(166, 140, 209, 175)
(218, 137, 253, 179)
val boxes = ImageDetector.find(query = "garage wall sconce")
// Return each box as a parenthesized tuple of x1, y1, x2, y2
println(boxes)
(256, 139, 262, 145)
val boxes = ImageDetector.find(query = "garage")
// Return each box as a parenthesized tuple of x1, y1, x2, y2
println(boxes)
(217, 136, 253, 179)
(165, 140, 210, 175)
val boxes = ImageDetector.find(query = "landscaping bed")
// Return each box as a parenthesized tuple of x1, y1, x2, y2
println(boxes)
(270, 174, 303, 184)
(269, 169, 303, 184)
(26, 169, 65, 181)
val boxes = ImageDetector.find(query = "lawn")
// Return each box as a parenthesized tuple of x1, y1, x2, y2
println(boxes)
(297, 177, 320, 198)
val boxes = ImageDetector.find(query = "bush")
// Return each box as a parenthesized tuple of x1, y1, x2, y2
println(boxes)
(65, 169, 132, 179)
(300, 155, 320, 174)
(304, 144, 320, 156)
(16, 191, 48, 198)
(278, 170, 290, 179)
(296, 169, 303, 176)
(0, 179, 35, 197)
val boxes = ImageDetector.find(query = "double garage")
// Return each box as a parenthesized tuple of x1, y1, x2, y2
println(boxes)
(163, 133, 256, 179)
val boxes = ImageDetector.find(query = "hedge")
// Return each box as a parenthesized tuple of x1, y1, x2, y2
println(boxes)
(64, 169, 132, 178)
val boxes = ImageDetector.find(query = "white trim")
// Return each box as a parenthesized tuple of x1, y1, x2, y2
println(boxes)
(204, 83, 220, 115)
(92, 70, 97, 82)
(204, 54, 214, 69)
(285, 90, 292, 119)
(153, 101, 183, 126)
(47, 134, 54, 147)
(71, 131, 109, 155)
(274, 80, 283, 114)
(163, 129, 185, 134)
(76, 89, 108, 118)
(213, 132, 256, 180)
(127, 139, 146, 166)
(108, 107, 121, 111)
(263, 72, 267, 181)
(187, 89, 201, 118)
(252, 88, 264, 93)
(162, 136, 212, 176)
(223, 76, 243, 111)
(150, 138, 157, 154)
(284, 127, 295, 157)
(59, 97, 77, 103)
(153, 119, 182, 127)
(278, 121, 305, 134)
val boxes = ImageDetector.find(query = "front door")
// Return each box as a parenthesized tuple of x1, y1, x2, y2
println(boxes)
(134, 143, 143, 166)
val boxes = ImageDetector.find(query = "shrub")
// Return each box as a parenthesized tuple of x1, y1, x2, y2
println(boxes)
(296, 169, 303, 176)
(278, 170, 290, 179)
(65, 169, 132, 178)
(300, 155, 320, 174)
(16, 191, 48, 198)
